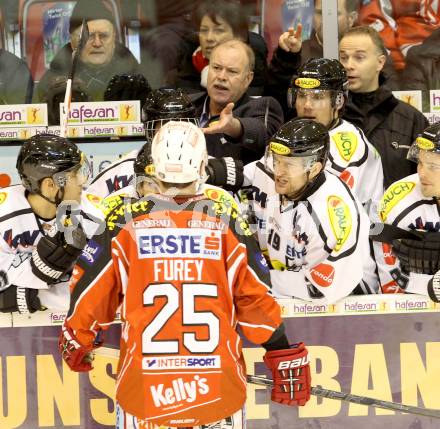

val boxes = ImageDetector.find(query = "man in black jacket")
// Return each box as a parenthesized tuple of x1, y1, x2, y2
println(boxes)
(34, 0, 140, 103)
(339, 26, 428, 187)
(193, 39, 284, 165)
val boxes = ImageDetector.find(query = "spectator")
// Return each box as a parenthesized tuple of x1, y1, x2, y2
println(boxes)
(401, 27, 440, 101)
(374, 122, 440, 294)
(172, 0, 268, 95)
(240, 118, 379, 302)
(34, 0, 140, 102)
(0, 49, 33, 104)
(0, 134, 89, 313)
(359, 0, 440, 72)
(267, 0, 360, 112)
(292, 58, 384, 206)
(194, 39, 284, 164)
(339, 26, 429, 187)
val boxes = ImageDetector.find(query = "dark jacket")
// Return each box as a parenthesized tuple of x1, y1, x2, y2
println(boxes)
(401, 28, 440, 106)
(344, 75, 428, 187)
(192, 92, 284, 164)
(0, 49, 33, 104)
(35, 42, 140, 103)
(172, 32, 268, 96)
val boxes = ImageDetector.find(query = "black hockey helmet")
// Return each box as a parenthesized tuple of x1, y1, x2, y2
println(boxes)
(289, 58, 348, 109)
(268, 118, 330, 164)
(141, 88, 199, 142)
(17, 133, 88, 193)
(408, 121, 440, 163)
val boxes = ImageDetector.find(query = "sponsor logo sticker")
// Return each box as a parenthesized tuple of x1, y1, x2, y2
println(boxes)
(416, 136, 435, 150)
(270, 141, 291, 155)
(294, 77, 320, 89)
(332, 131, 358, 162)
(310, 263, 335, 287)
(327, 196, 351, 251)
(80, 240, 102, 265)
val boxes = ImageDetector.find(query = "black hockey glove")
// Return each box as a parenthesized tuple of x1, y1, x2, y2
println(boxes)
(392, 233, 440, 275)
(0, 286, 43, 314)
(104, 74, 151, 102)
(206, 157, 244, 192)
(31, 226, 87, 284)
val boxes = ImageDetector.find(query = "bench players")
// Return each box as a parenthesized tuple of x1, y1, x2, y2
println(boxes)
(59, 121, 312, 429)
(241, 118, 379, 302)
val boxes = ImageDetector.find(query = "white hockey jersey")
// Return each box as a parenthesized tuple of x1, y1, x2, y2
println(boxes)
(375, 173, 437, 295)
(328, 119, 384, 208)
(240, 162, 379, 303)
(87, 150, 138, 198)
(0, 185, 70, 310)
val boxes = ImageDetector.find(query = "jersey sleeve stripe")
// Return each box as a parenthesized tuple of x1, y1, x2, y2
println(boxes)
(227, 339, 247, 387)
(227, 250, 246, 325)
(238, 321, 276, 332)
(113, 237, 130, 268)
(116, 343, 136, 391)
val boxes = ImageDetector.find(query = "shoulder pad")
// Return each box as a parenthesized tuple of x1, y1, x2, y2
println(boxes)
(379, 181, 416, 221)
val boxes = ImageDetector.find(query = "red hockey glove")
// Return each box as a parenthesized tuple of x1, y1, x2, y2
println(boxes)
(59, 325, 95, 372)
(263, 342, 311, 406)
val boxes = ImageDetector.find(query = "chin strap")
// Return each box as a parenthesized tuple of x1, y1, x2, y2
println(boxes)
(34, 187, 65, 208)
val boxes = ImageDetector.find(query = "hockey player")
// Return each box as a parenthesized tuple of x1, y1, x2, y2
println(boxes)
(291, 58, 384, 209)
(375, 122, 440, 294)
(0, 134, 90, 313)
(86, 88, 243, 200)
(59, 121, 312, 429)
(241, 118, 379, 302)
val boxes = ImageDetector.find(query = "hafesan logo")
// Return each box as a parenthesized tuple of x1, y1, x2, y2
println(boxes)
(270, 141, 291, 155)
(327, 196, 352, 252)
(294, 77, 321, 89)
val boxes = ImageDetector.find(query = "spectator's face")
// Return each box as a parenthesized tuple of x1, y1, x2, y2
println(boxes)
(207, 45, 253, 108)
(71, 19, 116, 66)
(339, 34, 386, 93)
(295, 89, 335, 128)
(199, 15, 234, 60)
(313, 0, 357, 41)
(417, 150, 440, 198)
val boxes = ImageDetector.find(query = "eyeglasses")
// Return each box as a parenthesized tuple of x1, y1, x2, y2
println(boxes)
(86, 31, 112, 43)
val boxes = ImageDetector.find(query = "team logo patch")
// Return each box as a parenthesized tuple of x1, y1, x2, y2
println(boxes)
(80, 240, 103, 265)
(339, 170, 354, 189)
(379, 181, 415, 221)
(416, 136, 435, 150)
(310, 263, 335, 287)
(332, 131, 358, 161)
(255, 252, 270, 273)
(0, 192, 7, 205)
(136, 228, 222, 259)
(86, 193, 102, 208)
(294, 77, 320, 89)
(270, 141, 291, 155)
(327, 196, 352, 252)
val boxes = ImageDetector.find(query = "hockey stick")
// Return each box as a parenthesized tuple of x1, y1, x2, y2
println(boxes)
(247, 374, 440, 419)
(60, 19, 89, 137)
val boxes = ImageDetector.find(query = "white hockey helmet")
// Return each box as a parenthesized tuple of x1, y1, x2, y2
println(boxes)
(151, 121, 208, 184)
